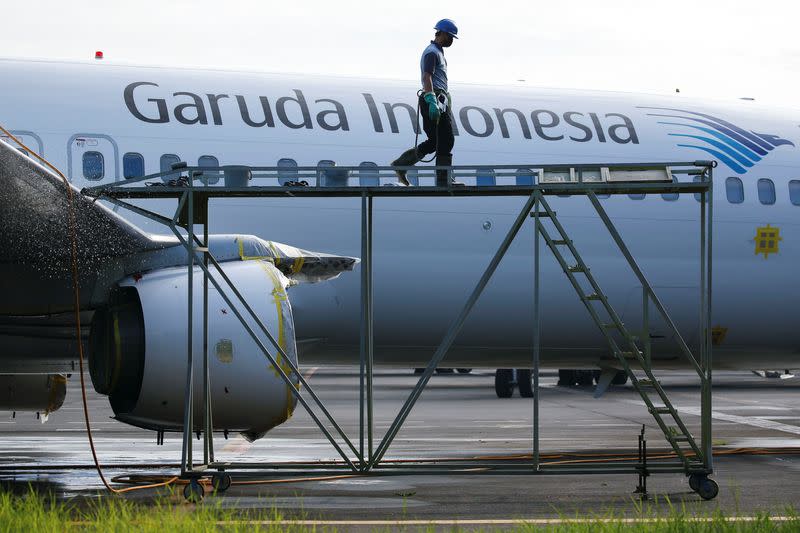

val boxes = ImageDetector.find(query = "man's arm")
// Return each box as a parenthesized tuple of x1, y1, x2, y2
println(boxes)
(422, 72, 434, 94)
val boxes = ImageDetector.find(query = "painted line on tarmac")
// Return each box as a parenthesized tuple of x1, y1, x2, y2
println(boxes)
(676, 406, 800, 436)
(618, 398, 800, 436)
(210, 516, 795, 526)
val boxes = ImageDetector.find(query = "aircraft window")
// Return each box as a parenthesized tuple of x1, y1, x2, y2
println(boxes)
(123, 152, 145, 179)
(789, 180, 800, 206)
(277, 158, 298, 185)
(476, 168, 496, 186)
(160, 154, 180, 172)
(82, 151, 104, 181)
(317, 159, 347, 187)
(725, 177, 744, 204)
(661, 174, 679, 202)
(198, 155, 220, 185)
(516, 168, 534, 186)
(358, 161, 379, 186)
(17, 148, 29, 156)
(757, 178, 776, 205)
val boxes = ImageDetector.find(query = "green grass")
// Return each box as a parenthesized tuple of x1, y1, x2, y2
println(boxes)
(0, 488, 312, 533)
(0, 488, 797, 532)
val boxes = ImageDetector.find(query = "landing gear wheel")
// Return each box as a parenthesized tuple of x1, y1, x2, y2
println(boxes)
(612, 370, 629, 385)
(183, 479, 204, 503)
(557, 369, 574, 387)
(517, 369, 533, 398)
(211, 472, 232, 493)
(495, 369, 515, 398)
(576, 370, 594, 387)
(456, 368, 472, 374)
(697, 478, 719, 500)
(688, 473, 702, 492)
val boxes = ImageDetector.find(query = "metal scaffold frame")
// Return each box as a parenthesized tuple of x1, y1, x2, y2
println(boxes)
(83, 160, 715, 500)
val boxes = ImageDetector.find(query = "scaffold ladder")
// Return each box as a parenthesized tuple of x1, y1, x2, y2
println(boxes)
(533, 193, 705, 471)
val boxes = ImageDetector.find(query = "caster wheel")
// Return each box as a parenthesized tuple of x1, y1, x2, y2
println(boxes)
(211, 472, 232, 493)
(697, 478, 719, 500)
(495, 369, 514, 398)
(456, 368, 472, 374)
(688, 473, 702, 492)
(183, 479, 204, 503)
(517, 369, 533, 398)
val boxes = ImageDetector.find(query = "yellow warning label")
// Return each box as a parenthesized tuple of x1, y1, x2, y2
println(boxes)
(754, 224, 781, 259)
(711, 326, 728, 346)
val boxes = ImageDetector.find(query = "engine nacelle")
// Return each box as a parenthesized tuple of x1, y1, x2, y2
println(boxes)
(89, 260, 298, 441)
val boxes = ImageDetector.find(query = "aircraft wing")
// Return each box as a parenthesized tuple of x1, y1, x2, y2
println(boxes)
(0, 139, 177, 318)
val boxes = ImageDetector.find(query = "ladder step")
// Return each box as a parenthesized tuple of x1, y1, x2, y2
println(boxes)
(619, 351, 641, 359)
(669, 435, 693, 442)
(552, 239, 571, 245)
(650, 406, 672, 415)
(582, 293, 604, 301)
(530, 211, 555, 218)
(567, 265, 587, 273)
(602, 323, 620, 329)
(637, 378, 659, 387)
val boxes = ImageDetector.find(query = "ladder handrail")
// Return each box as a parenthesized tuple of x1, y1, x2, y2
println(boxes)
(535, 192, 705, 466)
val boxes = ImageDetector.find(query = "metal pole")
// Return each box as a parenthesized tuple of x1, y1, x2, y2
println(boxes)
(643, 288, 651, 369)
(180, 187, 194, 475)
(202, 197, 213, 465)
(702, 168, 714, 471)
(359, 194, 367, 468)
(366, 195, 374, 463)
(532, 192, 541, 471)
(369, 192, 538, 468)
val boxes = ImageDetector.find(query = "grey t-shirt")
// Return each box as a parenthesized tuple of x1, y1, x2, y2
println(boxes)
(420, 41, 447, 92)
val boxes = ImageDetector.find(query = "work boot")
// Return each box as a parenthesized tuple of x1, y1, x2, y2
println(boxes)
(435, 154, 463, 187)
(391, 148, 420, 186)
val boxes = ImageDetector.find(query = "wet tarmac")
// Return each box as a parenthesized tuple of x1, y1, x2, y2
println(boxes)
(1, 368, 799, 522)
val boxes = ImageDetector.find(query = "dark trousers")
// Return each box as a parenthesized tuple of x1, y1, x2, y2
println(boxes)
(417, 94, 454, 162)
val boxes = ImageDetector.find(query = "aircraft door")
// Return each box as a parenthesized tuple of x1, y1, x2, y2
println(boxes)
(68, 133, 119, 187)
(0, 130, 44, 158)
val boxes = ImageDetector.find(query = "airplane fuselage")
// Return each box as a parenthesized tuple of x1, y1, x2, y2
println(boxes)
(1, 58, 798, 370)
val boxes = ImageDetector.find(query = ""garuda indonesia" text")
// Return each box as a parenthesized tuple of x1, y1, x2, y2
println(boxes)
(124, 82, 639, 144)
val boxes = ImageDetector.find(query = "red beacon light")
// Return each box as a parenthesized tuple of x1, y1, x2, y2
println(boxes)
(95, 51, 104, 60)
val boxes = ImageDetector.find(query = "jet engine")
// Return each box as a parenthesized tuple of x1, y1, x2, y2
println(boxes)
(89, 259, 299, 441)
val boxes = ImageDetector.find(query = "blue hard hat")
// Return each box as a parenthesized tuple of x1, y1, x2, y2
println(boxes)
(434, 19, 458, 38)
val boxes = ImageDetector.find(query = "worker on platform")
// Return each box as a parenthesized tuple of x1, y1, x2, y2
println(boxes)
(392, 19, 459, 187)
